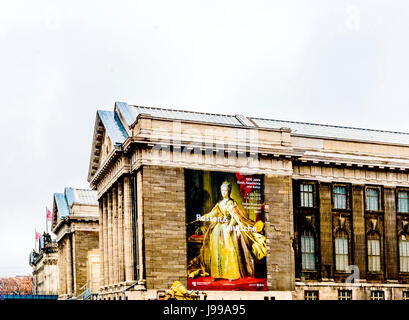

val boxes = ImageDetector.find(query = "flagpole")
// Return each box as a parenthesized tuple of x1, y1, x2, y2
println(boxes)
(46, 207, 48, 234)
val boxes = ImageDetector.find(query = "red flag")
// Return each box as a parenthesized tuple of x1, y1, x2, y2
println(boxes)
(46, 207, 52, 221)
(35, 231, 41, 241)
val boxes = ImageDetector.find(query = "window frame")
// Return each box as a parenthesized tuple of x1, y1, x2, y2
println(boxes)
(338, 289, 352, 300)
(304, 290, 319, 301)
(397, 188, 409, 214)
(299, 182, 316, 209)
(403, 291, 409, 300)
(399, 233, 409, 274)
(370, 290, 385, 300)
(300, 229, 317, 271)
(366, 230, 382, 273)
(334, 229, 350, 272)
(332, 184, 351, 211)
(365, 186, 383, 213)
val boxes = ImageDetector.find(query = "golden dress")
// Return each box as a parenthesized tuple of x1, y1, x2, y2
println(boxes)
(188, 198, 266, 280)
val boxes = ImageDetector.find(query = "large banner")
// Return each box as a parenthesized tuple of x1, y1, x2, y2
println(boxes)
(185, 170, 267, 291)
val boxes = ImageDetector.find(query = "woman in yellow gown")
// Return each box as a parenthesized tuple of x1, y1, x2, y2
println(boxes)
(188, 181, 266, 281)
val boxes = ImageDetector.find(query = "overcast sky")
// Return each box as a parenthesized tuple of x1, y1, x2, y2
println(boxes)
(0, 0, 408, 277)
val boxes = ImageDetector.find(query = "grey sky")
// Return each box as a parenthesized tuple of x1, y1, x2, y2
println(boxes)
(0, 0, 408, 276)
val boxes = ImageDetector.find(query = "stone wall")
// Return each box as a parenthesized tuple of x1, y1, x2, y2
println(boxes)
(57, 236, 69, 296)
(141, 165, 187, 290)
(73, 230, 99, 294)
(265, 174, 294, 291)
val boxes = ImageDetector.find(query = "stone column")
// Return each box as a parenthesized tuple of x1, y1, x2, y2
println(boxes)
(384, 187, 398, 280)
(98, 199, 104, 290)
(319, 182, 333, 279)
(352, 184, 367, 280)
(103, 196, 109, 287)
(71, 233, 77, 295)
(137, 170, 144, 281)
(66, 235, 73, 295)
(58, 242, 66, 295)
(107, 192, 113, 285)
(118, 180, 125, 282)
(123, 175, 135, 282)
(112, 186, 119, 285)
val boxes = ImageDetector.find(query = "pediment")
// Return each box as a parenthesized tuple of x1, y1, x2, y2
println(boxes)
(88, 106, 130, 183)
(88, 114, 105, 182)
(51, 193, 70, 231)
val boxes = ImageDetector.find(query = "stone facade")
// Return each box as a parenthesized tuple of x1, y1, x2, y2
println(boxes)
(31, 252, 59, 295)
(52, 188, 100, 300)
(97, 174, 140, 300)
(88, 102, 409, 300)
(265, 174, 294, 292)
(30, 236, 59, 295)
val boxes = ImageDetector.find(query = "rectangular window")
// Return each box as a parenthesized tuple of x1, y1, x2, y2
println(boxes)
(300, 184, 314, 208)
(403, 291, 409, 300)
(335, 236, 349, 271)
(304, 290, 319, 300)
(399, 238, 409, 273)
(333, 186, 347, 210)
(398, 191, 409, 213)
(367, 235, 381, 272)
(370, 291, 385, 300)
(338, 289, 352, 300)
(301, 232, 316, 270)
(366, 188, 380, 211)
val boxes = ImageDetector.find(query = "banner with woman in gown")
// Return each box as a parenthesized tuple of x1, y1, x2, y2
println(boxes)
(185, 170, 267, 291)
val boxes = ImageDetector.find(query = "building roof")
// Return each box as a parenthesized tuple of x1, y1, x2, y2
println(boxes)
(111, 102, 409, 145)
(250, 117, 409, 145)
(97, 110, 128, 145)
(130, 105, 243, 126)
(68, 188, 98, 206)
(88, 101, 409, 181)
(53, 188, 98, 217)
(54, 193, 70, 218)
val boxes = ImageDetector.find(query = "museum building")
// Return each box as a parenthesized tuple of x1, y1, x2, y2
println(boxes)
(88, 101, 409, 300)
(29, 233, 59, 296)
(51, 187, 100, 299)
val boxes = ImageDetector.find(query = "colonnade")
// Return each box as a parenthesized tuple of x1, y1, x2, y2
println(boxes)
(99, 176, 135, 287)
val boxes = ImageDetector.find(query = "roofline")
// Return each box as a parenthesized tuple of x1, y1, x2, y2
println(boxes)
(129, 104, 242, 119)
(87, 111, 104, 182)
(251, 116, 409, 136)
(87, 102, 409, 185)
(131, 104, 409, 136)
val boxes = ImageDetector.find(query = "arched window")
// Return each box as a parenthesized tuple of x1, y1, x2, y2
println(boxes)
(335, 230, 349, 271)
(367, 231, 381, 272)
(399, 234, 409, 273)
(301, 230, 316, 270)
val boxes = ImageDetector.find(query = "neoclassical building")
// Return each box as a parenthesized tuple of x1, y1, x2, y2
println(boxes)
(51, 187, 100, 300)
(88, 101, 409, 300)
(29, 233, 59, 296)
